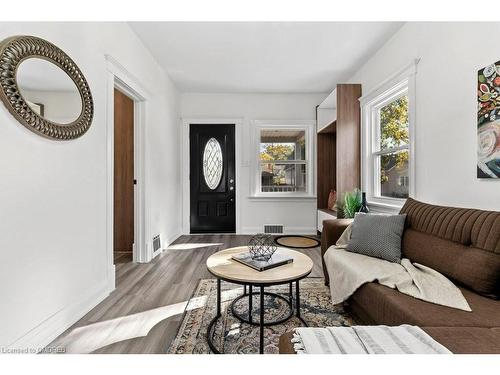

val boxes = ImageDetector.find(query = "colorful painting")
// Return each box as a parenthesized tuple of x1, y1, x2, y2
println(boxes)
(477, 61, 500, 178)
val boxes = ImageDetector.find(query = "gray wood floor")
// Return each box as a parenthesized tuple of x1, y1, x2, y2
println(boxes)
(49, 235, 323, 354)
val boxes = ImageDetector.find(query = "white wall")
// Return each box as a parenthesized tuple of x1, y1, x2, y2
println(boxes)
(0, 23, 181, 349)
(181, 93, 324, 234)
(21, 89, 82, 124)
(349, 22, 500, 211)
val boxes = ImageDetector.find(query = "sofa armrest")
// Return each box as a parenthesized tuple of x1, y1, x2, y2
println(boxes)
(321, 219, 352, 286)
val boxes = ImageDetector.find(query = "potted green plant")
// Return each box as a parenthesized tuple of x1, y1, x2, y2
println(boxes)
(339, 188, 362, 218)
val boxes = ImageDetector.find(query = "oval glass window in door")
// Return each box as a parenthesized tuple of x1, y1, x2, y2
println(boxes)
(203, 137, 223, 190)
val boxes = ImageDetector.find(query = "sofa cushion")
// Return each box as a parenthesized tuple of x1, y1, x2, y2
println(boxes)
(346, 213, 406, 263)
(402, 229, 500, 298)
(400, 198, 500, 298)
(349, 282, 500, 328)
(400, 198, 500, 252)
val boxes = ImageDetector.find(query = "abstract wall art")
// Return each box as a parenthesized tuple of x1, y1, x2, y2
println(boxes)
(478, 60, 500, 178)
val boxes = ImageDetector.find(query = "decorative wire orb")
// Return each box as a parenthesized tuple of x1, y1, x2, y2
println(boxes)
(248, 233, 277, 261)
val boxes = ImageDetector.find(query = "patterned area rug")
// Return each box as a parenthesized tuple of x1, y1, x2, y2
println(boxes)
(168, 278, 354, 354)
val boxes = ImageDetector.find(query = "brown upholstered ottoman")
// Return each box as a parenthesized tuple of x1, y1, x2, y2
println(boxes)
(279, 331, 296, 354)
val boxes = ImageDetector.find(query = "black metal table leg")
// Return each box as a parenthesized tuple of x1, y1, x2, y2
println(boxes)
(207, 278, 222, 354)
(295, 280, 300, 318)
(294, 279, 309, 327)
(248, 285, 253, 323)
(217, 279, 221, 315)
(259, 285, 264, 354)
(244, 285, 247, 295)
(289, 282, 293, 306)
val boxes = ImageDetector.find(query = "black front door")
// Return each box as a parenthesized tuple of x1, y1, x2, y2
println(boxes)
(190, 124, 235, 233)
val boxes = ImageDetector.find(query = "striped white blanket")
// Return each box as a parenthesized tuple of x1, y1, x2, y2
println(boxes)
(292, 325, 451, 354)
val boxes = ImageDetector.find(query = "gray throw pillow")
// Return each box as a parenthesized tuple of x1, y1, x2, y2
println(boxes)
(346, 213, 407, 263)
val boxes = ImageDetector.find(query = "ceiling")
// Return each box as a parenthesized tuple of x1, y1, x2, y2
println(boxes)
(129, 22, 404, 93)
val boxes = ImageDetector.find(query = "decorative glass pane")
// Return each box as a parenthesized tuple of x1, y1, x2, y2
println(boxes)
(379, 96, 409, 150)
(203, 138, 223, 190)
(379, 150, 409, 199)
(261, 163, 306, 193)
(260, 129, 306, 161)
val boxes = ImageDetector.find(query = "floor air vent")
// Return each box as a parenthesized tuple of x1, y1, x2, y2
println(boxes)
(264, 224, 284, 234)
(153, 234, 162, 253)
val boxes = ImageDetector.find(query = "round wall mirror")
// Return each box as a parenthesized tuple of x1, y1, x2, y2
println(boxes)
(0, 35, 93, 140)
(16, 58, 83, 124)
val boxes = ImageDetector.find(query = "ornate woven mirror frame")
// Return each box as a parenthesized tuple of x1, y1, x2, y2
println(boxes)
(0, 35, 93, 140)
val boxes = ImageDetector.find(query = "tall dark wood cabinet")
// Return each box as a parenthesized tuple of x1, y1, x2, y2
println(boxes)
(336, 84, 362, 195)
(316, 84, 361, 230)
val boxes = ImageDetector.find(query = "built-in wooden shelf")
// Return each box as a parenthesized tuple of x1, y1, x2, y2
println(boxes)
(316, 83, 361, 232)
(318, 208, 337, 215)
(318, 120, 336, 134)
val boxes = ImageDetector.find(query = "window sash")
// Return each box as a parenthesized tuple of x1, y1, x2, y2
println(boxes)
(260, 162, 307, 192)
(369, 85, 411, 202)
(372, 152, 409, 200)
(372, 88, 409, 154)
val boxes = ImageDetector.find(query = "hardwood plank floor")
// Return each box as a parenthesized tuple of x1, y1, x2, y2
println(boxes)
(49, 234, 323, 354)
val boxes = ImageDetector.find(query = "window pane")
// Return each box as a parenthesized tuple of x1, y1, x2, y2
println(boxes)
(260, 129, 306, 161)
(202, 137, 223, 190)
(379, 150, 409, 199)
(261, 163, 306, 192)
(379, 96, 409, 150)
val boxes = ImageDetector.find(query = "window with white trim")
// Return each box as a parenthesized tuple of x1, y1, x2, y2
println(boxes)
(252, 123, 314, 197)
(361, 61, 417, 208)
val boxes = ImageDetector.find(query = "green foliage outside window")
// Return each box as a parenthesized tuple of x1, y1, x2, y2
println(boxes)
(260, 143, 295, 161)
(379, 96, 409, 184)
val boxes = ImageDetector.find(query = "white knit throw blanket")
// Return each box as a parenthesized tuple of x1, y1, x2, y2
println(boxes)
(324, 225, 471, 311)
(292, 326, 451, 354)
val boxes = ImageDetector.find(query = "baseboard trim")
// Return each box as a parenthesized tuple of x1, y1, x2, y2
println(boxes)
(8, 277, 114, 352)
(163, 230, 182, 252)
(108, 265, 116, 290)
(240, 226, 317, 235)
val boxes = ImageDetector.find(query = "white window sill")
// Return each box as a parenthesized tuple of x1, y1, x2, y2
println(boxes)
(248, 195, 317, 202)
(366, 198, 405, 214)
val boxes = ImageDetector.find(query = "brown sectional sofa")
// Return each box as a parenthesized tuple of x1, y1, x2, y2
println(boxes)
(280, 199, 500, 354)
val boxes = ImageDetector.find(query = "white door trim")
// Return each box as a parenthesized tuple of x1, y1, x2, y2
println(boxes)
(181, 118, 243, 234)
(105, 55, 151, 273)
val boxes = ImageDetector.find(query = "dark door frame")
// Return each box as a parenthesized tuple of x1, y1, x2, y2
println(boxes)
(181, 119, 242, 234)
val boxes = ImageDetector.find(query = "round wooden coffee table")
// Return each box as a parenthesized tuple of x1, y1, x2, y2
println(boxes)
(206, 246, 313, 354)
